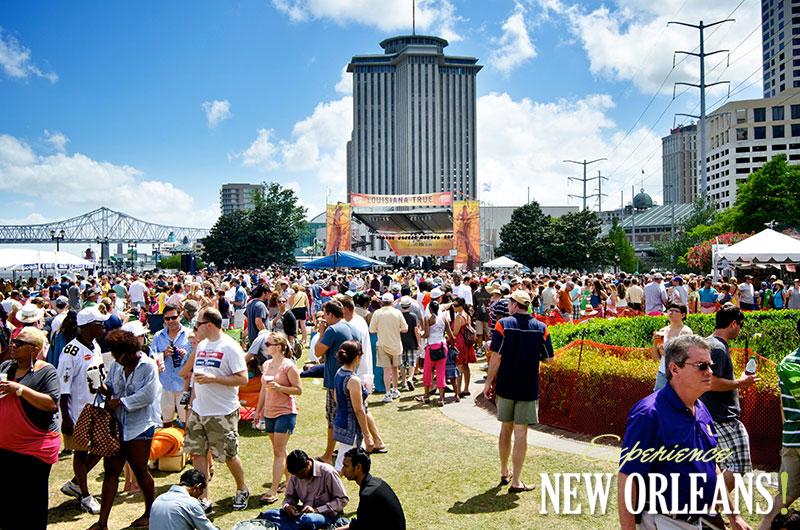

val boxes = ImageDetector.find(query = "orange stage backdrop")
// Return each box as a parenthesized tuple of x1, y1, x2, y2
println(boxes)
(379, 233, 454, 256)
(325, 203, 351, 255)
(453, 200, 480, 270)
(350, 192, 453, 208)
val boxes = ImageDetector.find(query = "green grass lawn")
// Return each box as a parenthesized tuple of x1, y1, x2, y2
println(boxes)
(47, 371, 625, 529)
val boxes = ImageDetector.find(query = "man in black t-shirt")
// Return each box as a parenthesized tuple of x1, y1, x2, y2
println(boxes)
(399, 297, 419, 391)
(244, 285, 269, 347)
(341, 448, 405, 530)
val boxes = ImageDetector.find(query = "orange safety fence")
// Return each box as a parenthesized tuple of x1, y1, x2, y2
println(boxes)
(537, 339, 782, 471)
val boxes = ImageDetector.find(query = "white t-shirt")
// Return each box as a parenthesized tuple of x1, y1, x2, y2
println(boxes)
(128, 281, 148, 304)
(57, 338, 103, 423)
(348, 313, 373, 377)
(453, 284, 473, 306)
(192, 333, 247, 417)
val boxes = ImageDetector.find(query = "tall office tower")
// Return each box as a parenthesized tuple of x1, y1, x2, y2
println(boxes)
(762, 0, 800, 98)
(220, 183, 263, 215)
(661, 124, 698, 204)
(346, 35, 482, 200)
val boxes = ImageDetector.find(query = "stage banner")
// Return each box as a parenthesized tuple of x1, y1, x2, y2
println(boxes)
(350, 192, 453, 208)
(379, 233, 454, 256)
(325, 203, 351, 255)
(453, 200, 480, 270)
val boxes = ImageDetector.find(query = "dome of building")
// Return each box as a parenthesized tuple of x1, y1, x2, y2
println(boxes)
(633, 188, 654, 210)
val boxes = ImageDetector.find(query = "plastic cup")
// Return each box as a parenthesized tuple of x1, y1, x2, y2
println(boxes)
(102, 352, 114, 369)
(363, 374, 375, 392)
(154, 351, 164, 367)
(263, 375, 275, 383)
(0, 373, 6, 399)
(87, 366, 101, 390)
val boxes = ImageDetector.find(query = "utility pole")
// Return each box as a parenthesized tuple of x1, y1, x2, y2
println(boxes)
(631, 186, 636, 258)
(669, 18, 733, 204)
(594, 170, 608, 212)
(564, 157, 606, 210)
(412, 0, 416, 35)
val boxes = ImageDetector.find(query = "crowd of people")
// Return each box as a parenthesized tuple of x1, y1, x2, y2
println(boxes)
(0, 265, 799, 529)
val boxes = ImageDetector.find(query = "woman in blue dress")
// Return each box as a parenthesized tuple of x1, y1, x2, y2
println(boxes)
(333, 340, 373, 472)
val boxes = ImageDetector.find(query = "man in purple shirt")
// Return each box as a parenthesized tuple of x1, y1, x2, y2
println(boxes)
(259, 449, 349, 529)
(618, 335, 751, 530)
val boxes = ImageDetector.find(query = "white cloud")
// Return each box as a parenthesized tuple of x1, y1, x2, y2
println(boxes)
(0, 134, 217, 227)
(490, 3, 536, 75)
(477, 92, 662, 208)
(44, 130, 69, 153)
(272, 0, 462, 41)
(544, 0, 763, 97)
(335, 65, 352, 94)
(202, 99, 232, 128)
(232, 128, 280, 170)
(0, 27, 58, 83)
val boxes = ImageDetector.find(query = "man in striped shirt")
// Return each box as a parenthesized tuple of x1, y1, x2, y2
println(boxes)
(760, 318, 800, 529)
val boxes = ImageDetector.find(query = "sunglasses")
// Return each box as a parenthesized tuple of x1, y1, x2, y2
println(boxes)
(680, 361, 714, 372)
(11, 339, 32, 348)
(164, 315, 180, 321)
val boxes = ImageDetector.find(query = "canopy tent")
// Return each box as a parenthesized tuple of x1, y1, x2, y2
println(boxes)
(302, 251, 387, 270)
(718, 229, 800, 264)
(483, 255, 525, 269)
(0, 248, 94, 271)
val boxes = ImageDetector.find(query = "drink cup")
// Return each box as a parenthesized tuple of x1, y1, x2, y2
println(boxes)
(0, 373, 7, 399)
(153, 351, 165, 371)
(102, 352, 114, 369)
(263, 375, 275, 384)
(363, 374, 375, 393)
(87, 366, 101, 390)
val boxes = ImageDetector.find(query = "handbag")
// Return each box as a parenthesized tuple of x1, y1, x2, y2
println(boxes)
(73, 394, 120, 457)
(428, 342, 446, 362)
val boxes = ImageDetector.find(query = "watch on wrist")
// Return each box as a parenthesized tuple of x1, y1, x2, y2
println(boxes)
(15, 385, 24, 397)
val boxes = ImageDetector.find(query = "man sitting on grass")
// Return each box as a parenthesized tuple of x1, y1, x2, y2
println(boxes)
(339, 447, 405, 530)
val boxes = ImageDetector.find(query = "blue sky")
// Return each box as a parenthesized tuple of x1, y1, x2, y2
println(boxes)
(0, 0, 764, 229)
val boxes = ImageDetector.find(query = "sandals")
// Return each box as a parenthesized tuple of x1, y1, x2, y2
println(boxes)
(499, 474, 511, 486)
(414, 396, 430, 404)
(459, 391, 471, 397)
(508, 483, 536, 493)
(369, 446, 388, 454)
(259, 494, 279, 505)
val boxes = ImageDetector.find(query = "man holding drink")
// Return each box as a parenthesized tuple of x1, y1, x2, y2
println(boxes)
(149, 303, 192, 427)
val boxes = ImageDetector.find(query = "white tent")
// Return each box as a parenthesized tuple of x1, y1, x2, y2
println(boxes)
(0, 248, 94, 271)
(718, 229, 800, 264)
(483, 255, 524, 269)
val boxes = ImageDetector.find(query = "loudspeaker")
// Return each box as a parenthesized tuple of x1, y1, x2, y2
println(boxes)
(180, 254, 191, 272)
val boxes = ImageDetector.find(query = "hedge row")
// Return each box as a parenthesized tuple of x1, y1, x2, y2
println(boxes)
(549, 310, 800, 362)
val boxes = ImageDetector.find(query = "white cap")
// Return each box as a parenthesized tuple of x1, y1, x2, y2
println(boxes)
(381, 293, 395, 303)
(430, 288, 443, 299)
(121, 320, 148, 337)
(77, 307, 110, 327)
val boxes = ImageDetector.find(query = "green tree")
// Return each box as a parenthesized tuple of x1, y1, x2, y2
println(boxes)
(547, 209, 606, 270)
(201, 182, 307, 268)
(607, 218, 638, 272)
(727, 155, 800, 233)
(157, 254, 206, 270)
(496, 201, 551, 268)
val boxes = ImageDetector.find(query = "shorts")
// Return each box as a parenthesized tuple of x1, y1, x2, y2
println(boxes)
(474, 320, 489, 336)
(496, 396, 539, 425)
(130, 425, 156, 442)
(325, 388, 336, 429)
(265, 413, 297, 434)
(161, 389, 188, 424)
(401, 349, 417, 368)
(714, 419, 753, 473)
(781, 447, 800, 498)
(376, 344, 401, 368)
(185, 409, 240, 461)
(291, 307, 307, 321)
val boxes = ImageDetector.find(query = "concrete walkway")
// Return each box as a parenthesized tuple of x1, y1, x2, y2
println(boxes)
(438, 373, 620, 463)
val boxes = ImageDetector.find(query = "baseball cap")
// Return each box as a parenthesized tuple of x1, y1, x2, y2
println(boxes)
(55, 296, 69, 308)
(121, 320, 148, 337)
(654, 273, 664, 280)
(381, 293, 394, 303)
(510, 290, 532, 305)
(15, 327, 46, 351)
(400, 296, 413, 308)
(77, 307, 110, 327)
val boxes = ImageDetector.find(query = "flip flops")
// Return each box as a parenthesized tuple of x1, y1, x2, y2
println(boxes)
(508, 483, 535, 493)
(370, 447, 389, 454)
(499, 475, 511, 486)
(259, 494, 279, 505)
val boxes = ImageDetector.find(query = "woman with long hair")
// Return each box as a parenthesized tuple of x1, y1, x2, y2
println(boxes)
(451, 297, 475, 398)
(255, 332, 302, 505)
(289, 283, 311, 347)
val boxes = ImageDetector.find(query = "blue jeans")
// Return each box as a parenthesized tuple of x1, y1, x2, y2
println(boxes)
(258, 509, 336, 529)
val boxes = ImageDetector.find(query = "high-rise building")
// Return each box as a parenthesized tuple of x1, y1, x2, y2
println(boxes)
(705, 88, 800, 209)
(762, 0, 800, 98)
(346, 35, 482, 199)
(661, 124, 698, 204)
(220, 183, 263, 215)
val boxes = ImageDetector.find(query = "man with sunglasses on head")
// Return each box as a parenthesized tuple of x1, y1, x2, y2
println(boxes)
(150, 303, 192, 428)
(701, 304, 758, 495)
(184, 306, 250, 513)
(618, 335, 752, 530)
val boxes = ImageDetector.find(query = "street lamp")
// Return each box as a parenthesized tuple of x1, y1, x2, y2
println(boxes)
(50, 228, 66, 252)
(95, 236, 109, 274)
(128, 241, 138, 272)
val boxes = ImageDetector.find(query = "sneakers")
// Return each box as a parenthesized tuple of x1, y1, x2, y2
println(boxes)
(391, 388, 401, 399)
(232, 489, 250, 511)
(406, 380, 415, 391)
(381, 393, 393, 403)
(60, 480, 81, 499)
(80, 495, 101, 514)
(200, 499, 213, 514)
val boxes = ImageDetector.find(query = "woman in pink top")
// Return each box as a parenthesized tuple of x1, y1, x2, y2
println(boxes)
(255, 332, 302, 505)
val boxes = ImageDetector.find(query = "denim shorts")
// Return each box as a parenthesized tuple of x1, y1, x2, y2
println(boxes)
(130, 425, 156, 441)
(265, 413, 297, 434)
